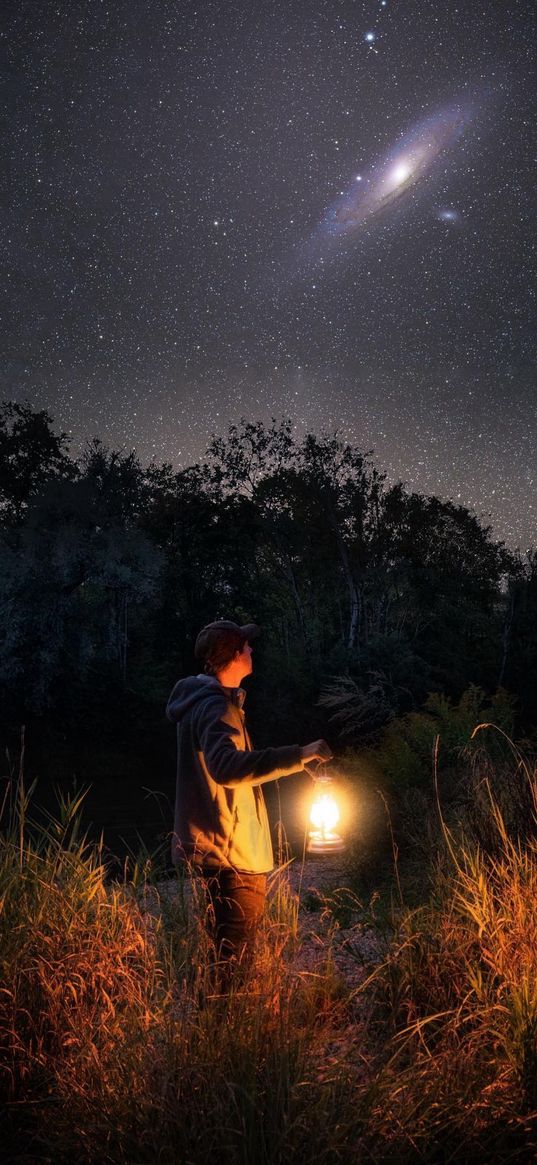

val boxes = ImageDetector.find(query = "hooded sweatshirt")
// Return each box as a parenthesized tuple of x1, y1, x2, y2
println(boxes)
(166, 674, 304, 872)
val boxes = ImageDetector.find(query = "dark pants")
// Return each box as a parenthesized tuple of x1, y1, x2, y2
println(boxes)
(201, 868, 267, 991)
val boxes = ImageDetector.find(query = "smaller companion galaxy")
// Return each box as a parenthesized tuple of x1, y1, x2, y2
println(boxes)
(437, 207, 462, 224)
(308, 102, 473, 259)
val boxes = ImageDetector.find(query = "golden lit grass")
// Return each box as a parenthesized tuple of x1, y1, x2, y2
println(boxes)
(0, 781, 174, 1160)
(4, 730, 537, 1163)
(356, 734, 537, 1161)
(0, 774, 367, 1163)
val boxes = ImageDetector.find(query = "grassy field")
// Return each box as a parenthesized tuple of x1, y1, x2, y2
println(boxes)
(2, 739, 537, 1163)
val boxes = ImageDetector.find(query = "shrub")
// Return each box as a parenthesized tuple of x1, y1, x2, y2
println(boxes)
(359, 747, 537, 1162)
(362, 685, 516, 796)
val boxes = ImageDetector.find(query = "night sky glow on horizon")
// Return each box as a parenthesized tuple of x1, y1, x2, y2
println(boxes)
(3, 0, 536, 551)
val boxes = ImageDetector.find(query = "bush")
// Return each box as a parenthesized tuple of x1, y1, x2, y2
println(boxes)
(357, 684, 516, 795)
(360, 747, 537, 1162)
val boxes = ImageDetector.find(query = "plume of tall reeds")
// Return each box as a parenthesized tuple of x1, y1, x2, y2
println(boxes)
(357, 726, 537, 1162)
(0, 746, 366, 1163)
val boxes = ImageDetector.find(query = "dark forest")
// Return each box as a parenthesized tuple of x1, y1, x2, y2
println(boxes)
(1, 400, 535, 853)
(4, 400, 537, 1161)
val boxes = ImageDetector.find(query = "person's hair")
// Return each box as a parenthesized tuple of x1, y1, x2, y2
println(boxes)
(204, 632, 245, 676)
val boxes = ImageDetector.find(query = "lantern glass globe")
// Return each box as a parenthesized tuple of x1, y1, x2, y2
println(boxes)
(310, 793, 340, 833)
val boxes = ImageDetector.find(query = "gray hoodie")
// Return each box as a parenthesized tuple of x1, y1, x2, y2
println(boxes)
(166, 674, 304, 872)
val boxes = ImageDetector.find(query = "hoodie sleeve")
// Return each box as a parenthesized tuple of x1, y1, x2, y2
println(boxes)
(195, 697, 304, 788)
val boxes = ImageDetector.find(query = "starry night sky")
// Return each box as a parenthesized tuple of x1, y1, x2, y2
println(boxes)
(4, 0, 536, 550)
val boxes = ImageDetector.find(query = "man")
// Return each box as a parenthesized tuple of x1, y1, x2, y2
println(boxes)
(166, 619, 332, 988)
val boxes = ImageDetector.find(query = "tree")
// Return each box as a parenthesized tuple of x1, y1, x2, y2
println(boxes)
(0, 401, 532, 753)
(0, 472, 162, 714)
(501, 550, 537, 722)
(80, 438, 145, 522)
(205, 417, 296, 495)
(0, 400, 76, 524)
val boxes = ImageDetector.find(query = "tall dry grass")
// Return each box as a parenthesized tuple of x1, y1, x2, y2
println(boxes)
(356, 728, 537, 1162)
(4, 727, 537, 1163)
(0, 763, 366, 1164)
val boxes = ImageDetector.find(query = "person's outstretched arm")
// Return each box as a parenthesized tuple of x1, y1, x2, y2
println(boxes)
(195, 698, 332, 788)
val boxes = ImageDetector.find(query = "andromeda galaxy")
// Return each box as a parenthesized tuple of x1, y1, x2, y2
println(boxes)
(311, 102, 472, 253)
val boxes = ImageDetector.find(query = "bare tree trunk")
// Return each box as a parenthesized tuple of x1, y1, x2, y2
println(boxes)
(498, 585, 515, 688)
(362, 586, 368, 646)
(336, 595, 345, 643)
(318, 492, 362, 652)
(122, 593, 128, 686)
(281, 617, 290, 666)
(384, 593, 392, 635)
(114, 590, 128, 685)
(333, 523, 361, 651)
(268, 530, 308, 648)
(277, 549, 307, 647)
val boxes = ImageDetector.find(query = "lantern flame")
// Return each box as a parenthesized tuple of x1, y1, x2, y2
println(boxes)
(310, 792, 340, 834)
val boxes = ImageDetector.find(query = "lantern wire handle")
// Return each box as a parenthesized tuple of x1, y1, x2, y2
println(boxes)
(303, 758, 327, 781)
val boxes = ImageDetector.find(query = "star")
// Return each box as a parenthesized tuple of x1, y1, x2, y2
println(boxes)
(2, 0, 534, 559)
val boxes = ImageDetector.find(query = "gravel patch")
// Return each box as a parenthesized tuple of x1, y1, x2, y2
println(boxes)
(140, 859, 386, 1081)
(282, 855, 386, 992)
(141, 856, 386, 991)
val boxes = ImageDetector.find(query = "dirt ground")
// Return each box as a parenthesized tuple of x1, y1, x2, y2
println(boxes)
(281, 853, 384, 987)
(142, 855, 385, 1084)
(145, 852, 385, 991)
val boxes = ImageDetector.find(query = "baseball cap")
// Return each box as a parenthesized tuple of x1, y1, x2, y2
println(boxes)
(194, 620, 261, 662)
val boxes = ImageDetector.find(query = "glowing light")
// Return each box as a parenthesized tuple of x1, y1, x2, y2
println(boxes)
(310, 793, 340, 833)
(309, 101, 472, 249)
(438, 207, 461, 223)
(392, 162, 411, 184)
(307, 778, 346, 853)
(365, 31, 376, 42)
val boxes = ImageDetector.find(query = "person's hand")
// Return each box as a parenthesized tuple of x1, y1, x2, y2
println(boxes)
(301, 739, 333, 767)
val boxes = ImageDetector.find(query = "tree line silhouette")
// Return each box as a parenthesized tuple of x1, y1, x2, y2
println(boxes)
(1, 400, 535, 830)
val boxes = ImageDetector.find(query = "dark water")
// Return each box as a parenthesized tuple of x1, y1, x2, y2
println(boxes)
(4, 731, 312, 871)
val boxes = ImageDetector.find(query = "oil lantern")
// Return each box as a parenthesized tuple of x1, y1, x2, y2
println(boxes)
(307, 773, 345, 855)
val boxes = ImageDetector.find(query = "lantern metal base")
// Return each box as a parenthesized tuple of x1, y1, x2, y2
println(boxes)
(306, 831, 345, 855)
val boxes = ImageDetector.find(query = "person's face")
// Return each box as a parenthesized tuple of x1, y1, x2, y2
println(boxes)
(236, 640, 253, 680)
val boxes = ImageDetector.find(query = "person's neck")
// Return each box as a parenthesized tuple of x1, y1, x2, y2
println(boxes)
(215, 666, 244, 689)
